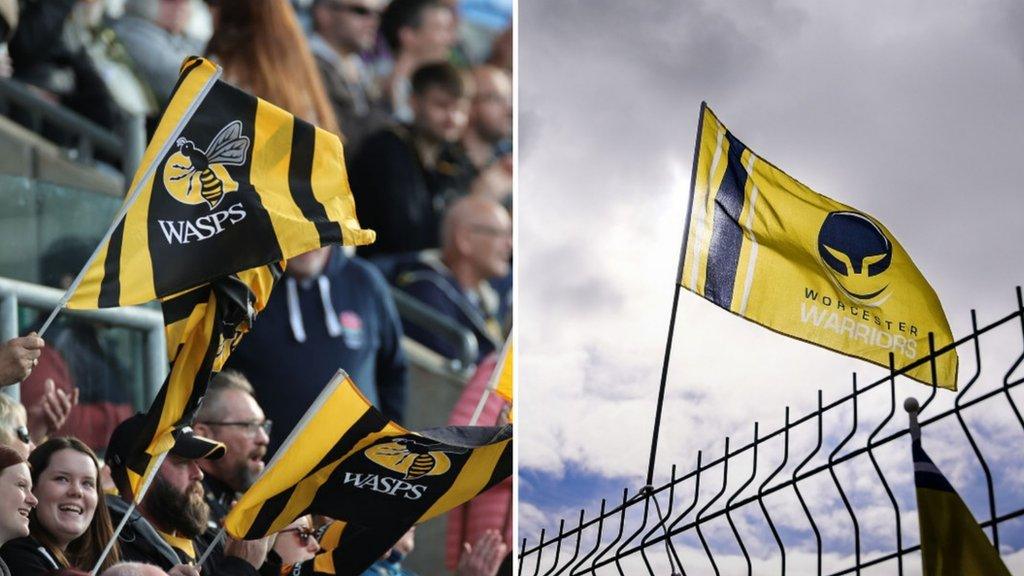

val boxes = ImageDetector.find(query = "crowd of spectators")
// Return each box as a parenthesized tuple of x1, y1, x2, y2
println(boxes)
(0, 0, 513, 573)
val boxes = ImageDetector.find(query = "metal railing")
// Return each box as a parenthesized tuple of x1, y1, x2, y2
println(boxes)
(391, 286, 480, 373)
(519, 287, 1024, 575)
(0, 276, 166, 403)
(0, 77, 144, 183)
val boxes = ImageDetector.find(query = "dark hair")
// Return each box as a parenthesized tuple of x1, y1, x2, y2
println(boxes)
(380, 0, 445, 52)
(411, 62, 465, 98)
(29, 438, 121, 573)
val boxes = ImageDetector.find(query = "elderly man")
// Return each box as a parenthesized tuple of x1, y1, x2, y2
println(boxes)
(106, 415, 269, 575)
(397, 195, 511, 361)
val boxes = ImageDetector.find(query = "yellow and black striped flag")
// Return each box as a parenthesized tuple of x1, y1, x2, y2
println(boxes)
(67, 56, 374, 309)
(121, 263, 282, 497)
(913, 437, 1010, 575)
(680, 104, 957, 388)
(224, 372, 512, 576)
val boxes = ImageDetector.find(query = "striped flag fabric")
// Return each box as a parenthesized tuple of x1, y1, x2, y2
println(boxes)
(224, 371, 512, 576)
(67, 56, 374, 309)
(680, 104, 957, 388)
(913, 437, 1010, 575)
(122, 263, 281, 497)
(494, 340, 512, 405)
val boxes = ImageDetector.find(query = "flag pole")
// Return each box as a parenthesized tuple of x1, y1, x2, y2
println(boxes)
(37, 66, 223, 339)
(644, 102, 707, 489)
(469, 336, 512, 425)
(91, 449, 171, 575)
(198, 369, 351, 568)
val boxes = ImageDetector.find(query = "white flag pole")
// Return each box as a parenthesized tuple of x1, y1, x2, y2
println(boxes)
(468, 336, 512, 426)
(90, 449, 171, 574)
(37, 65, 223, 338)
(196, 370, 351, 569)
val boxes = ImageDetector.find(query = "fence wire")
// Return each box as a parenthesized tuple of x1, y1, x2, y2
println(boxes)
(520, 287, 1024, 575)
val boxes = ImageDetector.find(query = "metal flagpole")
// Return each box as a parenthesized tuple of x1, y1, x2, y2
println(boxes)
(644, 102, 707, 489)
(37, 66, 223, 339)
(196, 370, 352, 569)
(469, 335, 512, 425)
(91, 449, 170, 574)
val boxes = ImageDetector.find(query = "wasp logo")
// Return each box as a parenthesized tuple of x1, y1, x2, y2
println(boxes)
(163, 121, 250, 210)
(364, 438, 467, 480)
(817, 211, 893, 305)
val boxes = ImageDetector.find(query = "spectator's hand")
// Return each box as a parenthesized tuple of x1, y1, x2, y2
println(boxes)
(455, 530, 507, 576)
(0, 334, 44, 387)
(167, 564, 201, 576)
(224, 534, 273, 569)
(32, 378, 78, 442)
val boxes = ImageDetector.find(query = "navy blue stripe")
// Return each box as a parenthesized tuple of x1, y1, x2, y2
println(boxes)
(98, 221, 125, 307)
(704, 132, 748, 308)
(913, 440, 956, 493)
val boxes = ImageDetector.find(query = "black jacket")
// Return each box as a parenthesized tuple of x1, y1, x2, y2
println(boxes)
(107, 494, 259, 575)
(0, 536, 61, 575)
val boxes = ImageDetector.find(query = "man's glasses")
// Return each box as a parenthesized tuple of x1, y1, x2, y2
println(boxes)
(14, 426, 29, 444)
(200, 420, 273, 436)
(469, 224, 511, 239)
(281, 526, 319, 545)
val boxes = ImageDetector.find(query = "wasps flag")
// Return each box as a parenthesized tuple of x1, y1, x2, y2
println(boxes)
(121, 263, 281, 498)
(67, 56, 374, 309)
(680, 104, 957, 388)
(913, 438, 1010, 575)
(224, 372, 512, 576)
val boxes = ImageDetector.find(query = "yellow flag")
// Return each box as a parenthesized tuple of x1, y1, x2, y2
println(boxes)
(680, 104, 957, 388)
(225, 372, 512, 575)
(913, 438, 1010, 575)
(122, 263, 281, 498)
(495, 341, 513, 404)
(68, 57, 374, 309)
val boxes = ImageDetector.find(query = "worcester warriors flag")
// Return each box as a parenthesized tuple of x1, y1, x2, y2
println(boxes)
(680, 104, 957, 388)
(120, 263, 282, 498)
(913, 438, 1010, 575)
(224, 371, 512, 576)
(67, 56, 374, 309)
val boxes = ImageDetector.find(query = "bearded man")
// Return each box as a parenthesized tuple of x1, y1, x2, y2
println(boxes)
(106, 415, 269, 575)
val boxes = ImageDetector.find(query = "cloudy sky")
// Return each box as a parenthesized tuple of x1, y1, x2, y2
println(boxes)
(517, 1, 1024, 573)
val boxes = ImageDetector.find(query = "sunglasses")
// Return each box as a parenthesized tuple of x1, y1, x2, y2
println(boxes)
(327, 2, 380, 17)
(14, 426, 29, 444)
(281, 526, 319, 545)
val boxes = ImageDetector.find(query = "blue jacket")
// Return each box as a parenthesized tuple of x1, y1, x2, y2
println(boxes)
(227, 248, 408, 456)
(395, 256, 503, 363)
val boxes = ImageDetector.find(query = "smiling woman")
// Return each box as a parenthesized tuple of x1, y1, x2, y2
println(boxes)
(0, 446, 37, 576)
(0, 438, 121, 575)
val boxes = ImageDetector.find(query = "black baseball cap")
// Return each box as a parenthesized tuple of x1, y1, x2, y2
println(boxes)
(107, 414, 226, 477)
